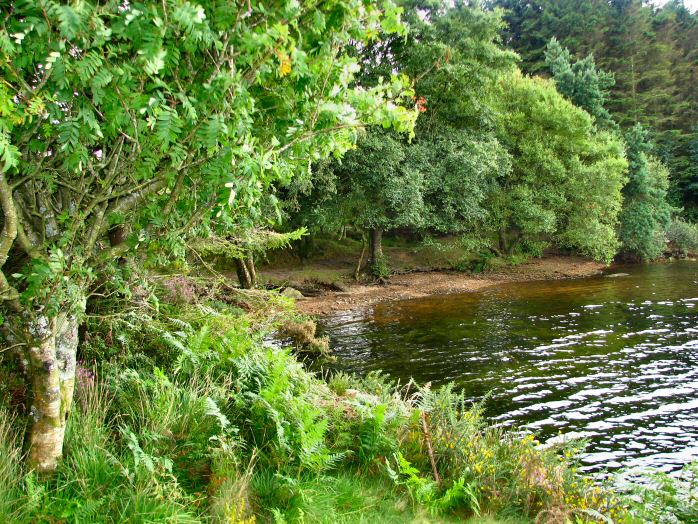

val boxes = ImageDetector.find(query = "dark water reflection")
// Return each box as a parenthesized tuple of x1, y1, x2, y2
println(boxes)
(322, 261, 698, 473)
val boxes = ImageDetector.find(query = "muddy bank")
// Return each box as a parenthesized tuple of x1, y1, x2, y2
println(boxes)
(287, 255, 606, 315)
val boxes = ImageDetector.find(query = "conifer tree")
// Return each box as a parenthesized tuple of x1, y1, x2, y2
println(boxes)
(619, 125, 674, 260)
(545, 38, 616, 128)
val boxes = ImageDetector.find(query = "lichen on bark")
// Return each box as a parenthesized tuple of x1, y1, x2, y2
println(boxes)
(25, 304, 84, 474)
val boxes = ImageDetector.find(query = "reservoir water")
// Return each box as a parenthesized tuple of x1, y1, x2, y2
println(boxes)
(322, 261, 698, 474)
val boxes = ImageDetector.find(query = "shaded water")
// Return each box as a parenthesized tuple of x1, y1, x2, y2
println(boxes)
(322, 261, 698, 473)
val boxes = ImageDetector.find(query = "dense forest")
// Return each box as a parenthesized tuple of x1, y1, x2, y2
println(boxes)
(494, 0, 698, 217)
(287, 0, 698, 271)
(0, 0, 697, 522)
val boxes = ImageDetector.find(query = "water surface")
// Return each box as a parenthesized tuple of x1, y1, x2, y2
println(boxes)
(322, 261, 698, 473)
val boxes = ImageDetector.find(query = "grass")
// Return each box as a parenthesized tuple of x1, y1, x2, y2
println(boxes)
(0, 409, 24, 523)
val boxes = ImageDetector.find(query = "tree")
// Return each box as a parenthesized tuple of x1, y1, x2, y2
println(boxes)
(545, 38, 616, 128)
(492, 0, 698, 219)
(0, 0, 415, 473)
(619, 124, 674, 260)
(492, 0, 609, 74)
(655, 128, 698, 218)
(492, 0, 688, 130)
(315, 128, 425, 271)
(416, 131, 510, 237)
(557, 131, 629, 261)
(286, 0, 517, 276)
(492, 72, 628, 262)
(394, 1, 516, 242)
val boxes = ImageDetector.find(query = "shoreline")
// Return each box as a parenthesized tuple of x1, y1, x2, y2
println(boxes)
(291, 255, 608, 316)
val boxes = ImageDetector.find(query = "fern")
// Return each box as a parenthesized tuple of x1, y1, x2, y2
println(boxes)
(159, 330, 187, 354)
(205, 397, 231, 433)
(388, 452, 480, 516)
(357, 403, 392, 465)
(122, 427, 173, 477)
(168, 317, 193, 332)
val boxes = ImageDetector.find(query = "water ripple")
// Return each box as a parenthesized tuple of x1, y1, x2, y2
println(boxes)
(323, 262, 698, 473)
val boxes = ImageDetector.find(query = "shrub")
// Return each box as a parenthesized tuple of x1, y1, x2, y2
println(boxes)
(624, 463, 698, 523)
(666, 218, 698, 255)
(370, 255, 392, 280)
(278, 319, 331, 356)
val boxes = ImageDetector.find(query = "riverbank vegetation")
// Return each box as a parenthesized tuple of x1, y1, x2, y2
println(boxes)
(1, 284, 697, 522)
(0, 284, 667, 522)
(0, 0, 697, 522)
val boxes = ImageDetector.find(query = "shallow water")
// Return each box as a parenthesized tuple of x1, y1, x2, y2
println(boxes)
(322, 261, 698, 473)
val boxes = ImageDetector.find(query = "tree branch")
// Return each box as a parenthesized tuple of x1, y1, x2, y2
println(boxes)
(178, 198, 217, 235)
(91, 178, 169, 254)
(163, 171, 186, 216)
(0, 172, 17, 267)
(0, 171, 21, 312)
(106, 178, 168, 218)
(13, 193, 42, 255)
(275, 123, 364, 155)
(84, 202, 108, 255)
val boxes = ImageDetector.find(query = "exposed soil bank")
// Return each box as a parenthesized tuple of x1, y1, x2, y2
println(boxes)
(280, 255, 607, 316)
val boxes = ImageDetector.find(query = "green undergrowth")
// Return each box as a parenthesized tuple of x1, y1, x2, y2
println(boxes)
(0, 285, 695, 523)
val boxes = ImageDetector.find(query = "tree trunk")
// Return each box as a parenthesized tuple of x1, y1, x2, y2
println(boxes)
(24, 304, 83, 474)
(368, 227, 383, 266)
(498, 229, 508, 254)
(498, 228, 521, 256)
(354, 239, 367, 281)
(235, 258, 253, 289)
(246, 255, 256, 288)
(296, 235, 316, 262)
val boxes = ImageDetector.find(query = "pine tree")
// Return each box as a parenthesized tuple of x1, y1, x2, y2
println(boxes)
(495, 0, 607, 74)
(492, 0, 698, 217)
(545, 38, 616, 128)
(600, 1, 675, 129)
(619, 125, 674, 260)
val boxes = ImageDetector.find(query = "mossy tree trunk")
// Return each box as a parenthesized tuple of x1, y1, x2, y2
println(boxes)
(498, 229, 509, 254)
(24, 305, 83, 474)
(246, 255, 256, 287)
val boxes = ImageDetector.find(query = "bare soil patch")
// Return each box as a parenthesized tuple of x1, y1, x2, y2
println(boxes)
(279, 255, 605, 316)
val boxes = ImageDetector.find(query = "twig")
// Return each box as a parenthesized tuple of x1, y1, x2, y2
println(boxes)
(0, 342, 26, 354)
(421, 411, 441, 486)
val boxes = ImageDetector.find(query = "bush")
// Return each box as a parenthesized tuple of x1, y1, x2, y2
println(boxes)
(278, 319, 331, 356)
(666, 218, 698, 255)
(370, 255, 392, 280)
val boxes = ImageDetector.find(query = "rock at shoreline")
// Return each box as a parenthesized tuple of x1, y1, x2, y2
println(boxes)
(281, 286, 305, 299)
